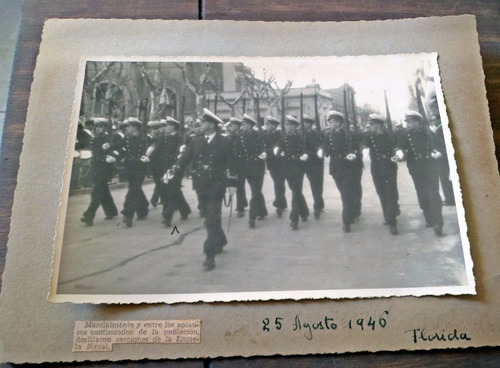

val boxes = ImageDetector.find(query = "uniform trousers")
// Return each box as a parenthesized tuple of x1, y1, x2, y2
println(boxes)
(284, 169, 309, 223)
(371, 169, 399, 226)
(83, 176, 118, 220)
(150, 172, 163, 206)
(235, 176, 248, 212)
(121, 170, 149, 220)
(161, 177, 191, 222)
(241, 172, 268, 220)
(409, 165, 443, 227)
(438, 156, 455, 204)
(352, 164, 363, 218)
(304, 161, 325, 211)
(331, 171, 359, 226)
(197, 187, 227, 258)
(269, 166, 287, 210)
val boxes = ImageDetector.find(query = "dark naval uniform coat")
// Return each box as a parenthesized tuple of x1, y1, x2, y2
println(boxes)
(160, 133, 191, 223)
(397, 126, 443, 228)
(81, 132, 118, 222)
(234, 129, 268, 220)
(363, 129, 400, 226)
(322, 129, 363, 228)
(229, 131, 248, 213)
(277, 131, 309, 224)
(174, 133, 238, 258)
(304, 129, 325, 212)
(265, 129, 287, 211)
(114, 135, 149, 221)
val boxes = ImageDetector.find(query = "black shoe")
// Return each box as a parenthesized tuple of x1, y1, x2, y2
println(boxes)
(257, 216, 265, 221)
(180, 214, 189, 220)
(249, 218, 256, 228)
(276, 209, 283, 218)
(389, 225, 399, 235)
(290, 221, 298, 230)
(150, 200, 158, 208)
(203, 257, 216, 271)
(237, 211, 245, 218)
(80, 217, 93, 226)
(433, 224, 444, 237)
(301, 216, 308, 222)
(122, 218, 133, 228)
(104, 215, 116, 220)
(314, 210, 320, 220)
(343, 224, 351, 233)
(137, 215, 147, 220)
(162, 218, 171, 227)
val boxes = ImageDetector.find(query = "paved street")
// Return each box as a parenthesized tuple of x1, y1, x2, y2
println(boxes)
(56, 154, 468, 297)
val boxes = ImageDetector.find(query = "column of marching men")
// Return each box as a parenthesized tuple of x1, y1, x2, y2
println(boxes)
(80, 108, 452, 271)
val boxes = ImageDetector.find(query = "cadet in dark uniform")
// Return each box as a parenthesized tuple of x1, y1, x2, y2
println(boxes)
(234, 114, 268, 228)
(145, 120, 165, 208)
(322, 111, 362, 233)
(275, 115, 309, 230)
(363, 114, 400, 235)
(303, 115, 325, 219)
(264, 116, 287, 217)
(425, 79, 455, 206)
(80, 118, 118, 226)
(159, 117, 191, 227)
(226, 117, 248, 218)
(168, 109, 238, 271)
(395, 111, 444, 236)
(110, 117, 149, 228)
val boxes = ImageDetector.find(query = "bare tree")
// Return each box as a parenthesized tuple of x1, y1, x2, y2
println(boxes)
(235, 64, 293, 119)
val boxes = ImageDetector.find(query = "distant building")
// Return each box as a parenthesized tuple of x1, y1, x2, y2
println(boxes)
(81, 61, 358, 130)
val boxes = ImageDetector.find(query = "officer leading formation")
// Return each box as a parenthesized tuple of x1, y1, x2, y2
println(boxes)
(79, 106, 452, 271)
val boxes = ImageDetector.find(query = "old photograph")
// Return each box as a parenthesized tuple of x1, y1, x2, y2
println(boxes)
(50, 54, 474, 303)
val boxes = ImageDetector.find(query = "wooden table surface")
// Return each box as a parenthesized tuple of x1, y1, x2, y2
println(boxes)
(0, 0, 498, 366)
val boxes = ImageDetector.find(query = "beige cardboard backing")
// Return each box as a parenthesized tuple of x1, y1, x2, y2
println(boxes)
(0, 16, 499, 363)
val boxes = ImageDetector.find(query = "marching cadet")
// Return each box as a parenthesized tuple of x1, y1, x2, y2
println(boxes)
(145, 120, 165, 208)
(159, 117, 191, 227)
(395, 111, 444, 236)
(234, 114, 268, 228)
(425, 79, 455, 206)
(109, 117, 149, 228)
(275, 115, 309, 230)
(264, 116, 287, 217)
(363, 114, 400, 235)
(226, 117, 248, 218)
(303, 114, 325, 219)
(111, 120, 128, 182)
(322, 111, 363, 233)
(166, 109, 238, 271)
(80, 118, 118, 226)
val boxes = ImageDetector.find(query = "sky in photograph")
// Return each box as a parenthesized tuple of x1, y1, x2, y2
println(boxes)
(242, 53, 437, 124)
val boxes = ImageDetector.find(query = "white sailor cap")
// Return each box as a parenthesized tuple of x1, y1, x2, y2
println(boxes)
(201, 108, 223, 126)
(266, 116, 280, 125)
(404, 111, 423, 121)
(327, 110, 345, 121)
(303, 114, 315, 123)
(166, 116, 180, 127)
(147, 120, 162, 128)
(285, 115, 299, 125)
(368, 113, 386, 124)
(242, 114, 257, 125)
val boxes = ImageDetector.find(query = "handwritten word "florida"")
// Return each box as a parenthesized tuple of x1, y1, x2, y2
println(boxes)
(404, 328, 471, 344)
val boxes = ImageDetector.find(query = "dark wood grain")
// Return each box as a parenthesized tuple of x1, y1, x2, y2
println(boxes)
(1, 0, 499, 366)
(205, 0, 500, 168)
